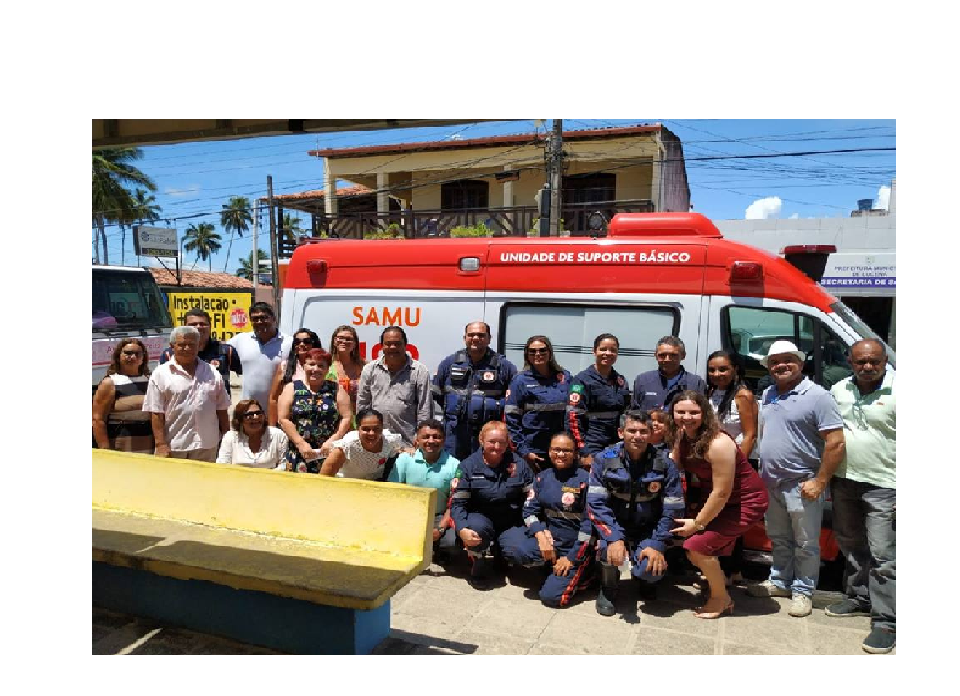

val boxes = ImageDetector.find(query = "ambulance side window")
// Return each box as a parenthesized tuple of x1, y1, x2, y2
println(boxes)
(723, 306, 851, 392)
(500, 303, 678, 378)
(723, 306, 815, 393)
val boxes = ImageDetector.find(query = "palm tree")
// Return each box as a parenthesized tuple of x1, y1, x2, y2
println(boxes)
(183, 223, 222, 271)
(281, 213, 304, 243)
(92, 148, 156, 265)
(220, 196, 253, 272)
(236, 249, 269, 280)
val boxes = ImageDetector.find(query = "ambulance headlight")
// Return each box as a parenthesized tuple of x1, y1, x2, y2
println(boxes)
(459, 257, 481, 272)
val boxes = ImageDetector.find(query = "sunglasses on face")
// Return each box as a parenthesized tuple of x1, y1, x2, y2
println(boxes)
(527, 348, 549, 355)
(335, 336, 355, 343)
(293, 338, 315, 346)
(121, 350, 142, 357)
(242, 411, 264, 419)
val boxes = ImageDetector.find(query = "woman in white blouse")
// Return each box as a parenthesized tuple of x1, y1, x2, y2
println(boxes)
(217, 399, 289, 469)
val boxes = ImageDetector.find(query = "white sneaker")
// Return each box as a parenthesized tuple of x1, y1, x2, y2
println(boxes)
(788, 594, 813, 617)
(746, 580, 791, 598)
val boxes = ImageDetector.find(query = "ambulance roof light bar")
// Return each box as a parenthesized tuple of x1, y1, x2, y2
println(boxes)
(606, 213, 723, 239)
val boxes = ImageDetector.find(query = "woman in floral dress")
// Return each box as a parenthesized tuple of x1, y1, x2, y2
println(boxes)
(278, 348, 353, 473)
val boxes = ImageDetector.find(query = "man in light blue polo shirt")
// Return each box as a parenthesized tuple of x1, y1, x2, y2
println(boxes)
(228, 302, 292, 412)
(387, 418, 460, 563)
(826, 339, 896, 654)
(747, 341, 845, 618)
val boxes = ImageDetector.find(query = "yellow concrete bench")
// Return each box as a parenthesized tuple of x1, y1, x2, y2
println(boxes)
(92, 450, 436, 654)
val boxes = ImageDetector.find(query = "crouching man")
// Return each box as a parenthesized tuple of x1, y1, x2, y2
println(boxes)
(587, 410, 685, 616)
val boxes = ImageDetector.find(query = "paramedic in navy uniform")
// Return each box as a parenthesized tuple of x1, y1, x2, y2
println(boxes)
(632, 335, 707, 413)
(567, 333, 632, 466)
(504, 335, 571, 471)
(587, 410, 685, 617)
(432, 321, 517, 460)
(499, 433, 594, 607)
(450, 421, 533, 590)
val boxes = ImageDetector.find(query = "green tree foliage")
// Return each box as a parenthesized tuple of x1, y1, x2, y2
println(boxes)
(220, 196, 253, 272)
(92, 148, 156, 265)
(236, 249, 269, 280)
(183, 223, 222, 272)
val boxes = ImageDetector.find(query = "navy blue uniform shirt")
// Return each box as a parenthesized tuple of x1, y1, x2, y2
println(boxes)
(566, 366, 631, 457)
(450, 449, 533, 532)
(631, 366, 707, 414)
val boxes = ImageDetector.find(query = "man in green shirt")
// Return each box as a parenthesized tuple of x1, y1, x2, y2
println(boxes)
(388, 419, 460, 563)
(827, 339, 896, 654)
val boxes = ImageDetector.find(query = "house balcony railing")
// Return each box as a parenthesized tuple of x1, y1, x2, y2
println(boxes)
(277, 200, 655, 258)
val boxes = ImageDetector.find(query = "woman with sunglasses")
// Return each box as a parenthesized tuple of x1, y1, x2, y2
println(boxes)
(279, 348, 353, 474)
(216, 399, 289, 469)
(92, 338, 154, 453)
(267, 328, 323, 425)
(329, 325, 366, 414)
(504, 335, 571, 471)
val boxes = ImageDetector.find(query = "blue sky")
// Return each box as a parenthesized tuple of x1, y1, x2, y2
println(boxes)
(97, 119, 896, 273)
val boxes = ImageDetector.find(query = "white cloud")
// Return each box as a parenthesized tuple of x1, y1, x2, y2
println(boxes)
(745, 196, 782, 220)
(164, 184, 201, 197)
(788, 212, 800, 219)
(875, 185, 891, 210)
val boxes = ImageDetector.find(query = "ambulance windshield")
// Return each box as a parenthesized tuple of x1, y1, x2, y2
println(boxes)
(830, 300, 895, 368)
(92, 268, 172, 334)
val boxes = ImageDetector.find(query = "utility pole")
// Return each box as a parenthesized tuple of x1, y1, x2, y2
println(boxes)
(251, 200, 259, 295)
(267, 176, 280, 313)
(549, 119, 563, 236)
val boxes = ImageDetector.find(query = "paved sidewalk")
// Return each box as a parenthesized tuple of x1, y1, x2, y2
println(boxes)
(93, 557, 889, 655)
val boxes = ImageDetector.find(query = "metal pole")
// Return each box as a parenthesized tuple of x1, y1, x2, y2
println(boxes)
(267, 177, 280, 313)
(252, 200, 260, 295)
(549, 119, 563, 236)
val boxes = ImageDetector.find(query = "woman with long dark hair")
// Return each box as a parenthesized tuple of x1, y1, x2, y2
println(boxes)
(267, 328, 322, 425)
(705, 350, 759, 586)
(329, 324, 366, 414)
(504, 335, 571, 471)
(668, 390, 768, 619)
(92, 338, 154, 453)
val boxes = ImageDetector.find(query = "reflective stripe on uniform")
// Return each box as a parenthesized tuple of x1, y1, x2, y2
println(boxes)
(577, 531, 593, 542)
(453, 491, 471, 499)
(524, 515, 539, 526)
(443, 386, 505, 397)
(545, 508, 583, 521)
(588, 485, 607, 496)
(503, 405, 521, 415)
(664, 496, 684, 506)
(521, 403, 567, 413)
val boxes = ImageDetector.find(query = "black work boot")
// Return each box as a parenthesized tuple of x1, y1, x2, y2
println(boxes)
(636, 579, 659, 601)
(468, 553, 494, 590)
(596, 564, 620, 616)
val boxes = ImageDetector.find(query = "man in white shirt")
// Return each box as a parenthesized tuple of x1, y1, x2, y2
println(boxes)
(228, 302, 292, 409)
(144, 326, 230, 462)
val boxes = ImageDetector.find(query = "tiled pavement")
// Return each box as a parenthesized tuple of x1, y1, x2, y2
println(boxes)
(93, 558, 891, 655)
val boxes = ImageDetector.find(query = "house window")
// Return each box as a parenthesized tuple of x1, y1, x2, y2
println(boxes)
(562, 172, 617, 205)
(499, 302, 678, 378)
(441, 180, 489, 210)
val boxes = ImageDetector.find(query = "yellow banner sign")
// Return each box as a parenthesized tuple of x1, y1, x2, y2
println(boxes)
(167, 292, 254, 341)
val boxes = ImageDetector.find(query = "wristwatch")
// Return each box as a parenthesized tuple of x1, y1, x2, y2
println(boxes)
(694, 520, 705, 532)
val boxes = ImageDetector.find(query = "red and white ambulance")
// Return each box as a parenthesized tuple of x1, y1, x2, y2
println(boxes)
(279, 212, 894, 564)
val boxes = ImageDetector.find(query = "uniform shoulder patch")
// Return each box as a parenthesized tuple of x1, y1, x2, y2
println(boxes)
(571, 384, 584, 394)
(568, 392, 582, 405)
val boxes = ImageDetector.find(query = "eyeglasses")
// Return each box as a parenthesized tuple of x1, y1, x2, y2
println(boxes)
(334, 336, 355, 343)
(242, 411, 264, 419)
(527, 348, 549, 355)
(121, 350, 142, 357)
(549, 447, 575, 454)
(293, 338, 315, 346)
(250, 315, 273, 324)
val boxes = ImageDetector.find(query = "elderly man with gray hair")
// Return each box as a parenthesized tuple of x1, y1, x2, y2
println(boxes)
(631, 335, 707, 413)
(143, 326, 231, 462)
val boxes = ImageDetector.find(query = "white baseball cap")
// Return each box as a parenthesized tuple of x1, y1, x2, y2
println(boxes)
(761, 340, 806, 367)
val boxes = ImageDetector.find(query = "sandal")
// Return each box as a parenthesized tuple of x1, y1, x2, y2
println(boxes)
(694, 598, 734, 620)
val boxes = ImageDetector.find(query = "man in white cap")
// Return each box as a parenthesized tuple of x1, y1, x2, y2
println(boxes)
(746, 340, 845, 618)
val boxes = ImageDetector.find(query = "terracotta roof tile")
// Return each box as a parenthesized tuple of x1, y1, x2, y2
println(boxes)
(148, 267, 259, 289)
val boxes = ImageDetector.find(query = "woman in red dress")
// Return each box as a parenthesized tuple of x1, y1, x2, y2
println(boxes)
(669, 390, 769, 619)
